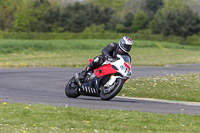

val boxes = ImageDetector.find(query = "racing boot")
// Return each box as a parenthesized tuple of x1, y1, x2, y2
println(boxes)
(74, 58, 99, 86)
(74, 66, 90, 86)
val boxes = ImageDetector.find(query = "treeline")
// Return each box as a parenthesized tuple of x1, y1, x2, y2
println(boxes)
(0, 0, 115, 32)
(1, 0, 200, 44)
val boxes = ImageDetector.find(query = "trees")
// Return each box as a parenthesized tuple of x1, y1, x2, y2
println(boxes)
(13, 2, 38, 32)
(87, 0, 126, 11)
(59, 2, 114, 32)
(0, 0, 20, 31)
(150, 0, 200, 37)
(132, 11, 148, 32)
(38, 7, 60, 32)
(120, 0, 162, 33)
(145, 0, 163, 19)
(145, 0, 163, 14)
(2, 0, 52, 32)
(0, 0, 200, 39)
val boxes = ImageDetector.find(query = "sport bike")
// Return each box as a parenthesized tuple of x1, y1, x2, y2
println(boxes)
(65, 54, 132, 100)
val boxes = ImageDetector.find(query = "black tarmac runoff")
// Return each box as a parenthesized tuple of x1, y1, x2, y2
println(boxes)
(0, 65, 200, 115)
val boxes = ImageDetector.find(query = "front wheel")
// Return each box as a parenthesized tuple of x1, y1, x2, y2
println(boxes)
(65, 77, 80, 98)
(100, 78, 124, 101)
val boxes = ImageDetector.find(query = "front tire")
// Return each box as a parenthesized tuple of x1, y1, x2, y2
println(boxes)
(100, 78, 124, 101)
(65, 77, 80, 98)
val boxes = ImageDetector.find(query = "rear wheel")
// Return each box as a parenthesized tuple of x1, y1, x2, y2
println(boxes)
(100, 78, 124, 101)
(65, 77, 80, 98)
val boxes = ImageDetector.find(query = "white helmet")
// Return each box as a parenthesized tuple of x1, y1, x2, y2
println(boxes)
(119, 36, 133, 53)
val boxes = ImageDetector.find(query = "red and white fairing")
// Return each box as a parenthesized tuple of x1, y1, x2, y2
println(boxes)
(93, 54, 132, 86)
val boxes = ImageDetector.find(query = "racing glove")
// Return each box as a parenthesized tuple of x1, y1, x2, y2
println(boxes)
(105, 55, 117, 62)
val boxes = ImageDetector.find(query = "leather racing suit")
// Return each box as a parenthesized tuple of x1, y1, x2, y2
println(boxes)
(79, 42, 131, 79)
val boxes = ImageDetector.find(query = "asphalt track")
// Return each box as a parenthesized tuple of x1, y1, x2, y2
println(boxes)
(0, 65, 200, 115)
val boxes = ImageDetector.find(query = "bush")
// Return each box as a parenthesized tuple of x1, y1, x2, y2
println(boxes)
(185, 33, 200, 46)
(132, 11, 148, 32)
(150, 0, 200, 37)
(0, 30, 3, 39)
(133, 30, 185, 44)
(0, 31, 131, 40)
(83, 24, 106, 33)
(115, 24, 126, 33)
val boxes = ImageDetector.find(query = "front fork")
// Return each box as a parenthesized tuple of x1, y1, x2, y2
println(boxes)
(104, 75, 122, 87)
(103, 75, 123, 94)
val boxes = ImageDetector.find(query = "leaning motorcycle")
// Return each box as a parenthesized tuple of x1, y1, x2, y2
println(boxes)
(65, 54, 132, 100)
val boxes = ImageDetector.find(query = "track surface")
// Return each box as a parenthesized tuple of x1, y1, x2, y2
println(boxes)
(0, 66, 200, 115)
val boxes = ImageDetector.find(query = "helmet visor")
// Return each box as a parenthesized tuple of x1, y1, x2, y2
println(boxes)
(124, 44, 132, 52)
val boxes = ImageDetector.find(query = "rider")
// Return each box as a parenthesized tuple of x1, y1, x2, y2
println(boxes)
(74, 36, 133, 85)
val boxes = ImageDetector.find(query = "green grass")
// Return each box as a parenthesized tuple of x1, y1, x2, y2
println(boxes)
(119, 73, 200, 102)
(132, 48, 200, 66)
(1, 39, 200, 133)
(0, 39, 200, 54)
(0, 103, 200, 133)
(0, 39, 109, 54)
(0, 39, 200, 67)
(1, 48, 200, 68)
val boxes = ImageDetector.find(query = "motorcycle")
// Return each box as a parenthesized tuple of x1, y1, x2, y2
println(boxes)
(65, 54, 132, 100)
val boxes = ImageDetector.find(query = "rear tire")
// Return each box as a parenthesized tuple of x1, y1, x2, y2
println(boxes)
(100, 78, 123, 101)
(65, 77, 80, 98)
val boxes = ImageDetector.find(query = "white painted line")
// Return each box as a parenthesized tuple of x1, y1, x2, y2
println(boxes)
(116, 96, 200, 107)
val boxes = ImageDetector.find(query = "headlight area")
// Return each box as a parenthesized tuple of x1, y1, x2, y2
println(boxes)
(127, 71, 132, 77)
(120, 65, 125, 70)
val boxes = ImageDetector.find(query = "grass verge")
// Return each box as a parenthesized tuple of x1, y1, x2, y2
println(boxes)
(0, 103, 200, 133)
(0, 39, 200, 67)
(119, 73, 200, 102)
(1, 48, 200, 67)
(1, 39, 200, 54)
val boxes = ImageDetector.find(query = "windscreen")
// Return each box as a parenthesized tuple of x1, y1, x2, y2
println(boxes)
(121, 55, 131, 64)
